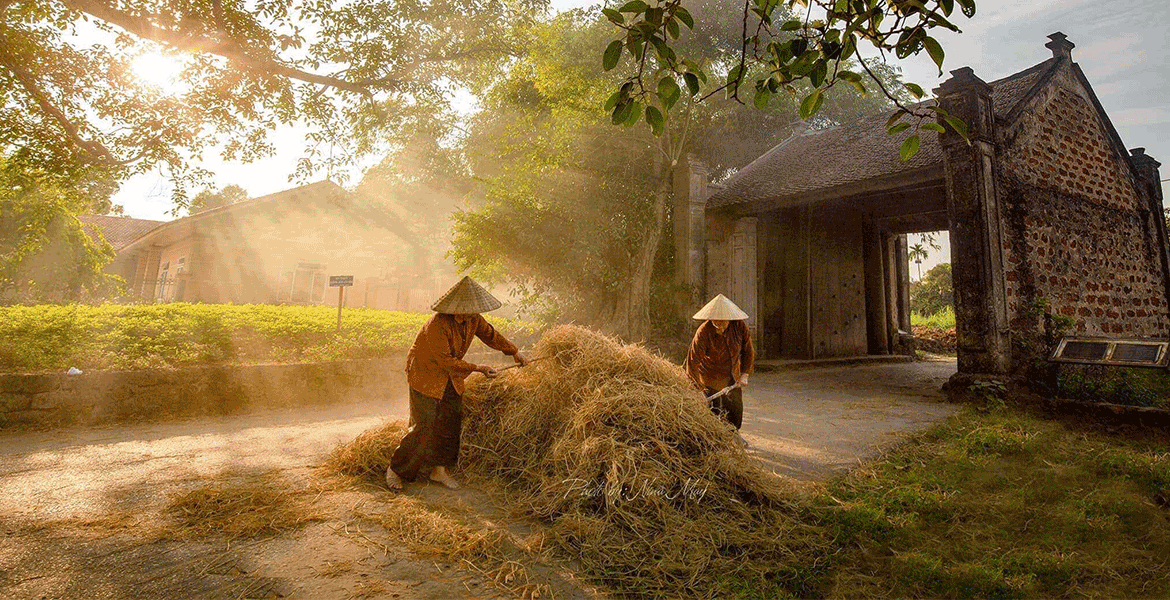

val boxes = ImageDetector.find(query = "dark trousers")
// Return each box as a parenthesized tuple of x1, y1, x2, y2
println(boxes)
(390, 382, 463, 481)
(704, 383, 743, 430)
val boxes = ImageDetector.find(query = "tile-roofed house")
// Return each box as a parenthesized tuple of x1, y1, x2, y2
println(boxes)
(707, 57, 1061, 210)
(98, 181, 462, 312)
(78, 214, 166, 250)
(671, 33, 1169, 378)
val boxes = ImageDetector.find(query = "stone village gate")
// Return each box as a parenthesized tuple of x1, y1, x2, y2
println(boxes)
(671, 34, 1170, 376)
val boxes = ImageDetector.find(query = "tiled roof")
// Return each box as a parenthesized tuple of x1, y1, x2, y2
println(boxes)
(78, 214, 167, 250)
(708, 58, 1059, 209)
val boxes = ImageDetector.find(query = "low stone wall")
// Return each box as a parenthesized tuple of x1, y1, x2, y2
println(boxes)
(0, 351, 504, 428)
(0, 359, 399, 428)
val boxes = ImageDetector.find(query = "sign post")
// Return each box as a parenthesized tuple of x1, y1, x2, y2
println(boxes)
(329, 275, 354, 330)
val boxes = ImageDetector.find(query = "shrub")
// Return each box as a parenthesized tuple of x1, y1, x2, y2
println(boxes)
(0, 303, 538, 373)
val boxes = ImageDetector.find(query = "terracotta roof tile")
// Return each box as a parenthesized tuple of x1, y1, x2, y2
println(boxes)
(78, 214, 167, 250)
(708, 58, 1058, 209)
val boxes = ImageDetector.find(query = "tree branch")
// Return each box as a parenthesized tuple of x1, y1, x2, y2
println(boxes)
(0, 48, 116, 162)
(61, 0, 382, 97)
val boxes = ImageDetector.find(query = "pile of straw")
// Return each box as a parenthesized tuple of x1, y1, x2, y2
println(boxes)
(326, 421, 407, 480)
(333, 325, 827, 597)
(460, 326, 824, 597)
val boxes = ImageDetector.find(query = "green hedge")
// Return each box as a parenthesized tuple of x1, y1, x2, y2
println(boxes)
(0, 303, 538, 373)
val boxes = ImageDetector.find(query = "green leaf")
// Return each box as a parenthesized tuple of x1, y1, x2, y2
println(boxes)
(887, 122, 912, 135)
(886, 110, 906, 129)
(684, 72, 701, 95)
(624, 101, 642, 127)
(839, 70, 866, 95)
(809, 61, 827, 88)
(666, 18, 680, 39)
(602, 8, 624, 25)
(753, 86, 771, 109)
(618, 0, 648, 13)
(944, 115, 970, 141)
(611, 101, 630, 125)
(646, 105, 665, 136)
(900, 134, 921, 162)
(628, 39, 644, 60)
(657, 77, 681, 110)
(726, 64, 744, 88)
(923, 36, 945, 74)
(781, 19, 802, 31)
(957, 0, 976, 17)
(651, 37, 676, 64)
(799, 89, 823, 119)
(904, 82, 925, 99)
(674, 6, 694, 28)
(602, 40, 623, 71)
(603, 91, 622, 112)
(920, 122, 946, 133)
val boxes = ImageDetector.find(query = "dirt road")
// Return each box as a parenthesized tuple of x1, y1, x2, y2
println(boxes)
(0, 359, 957, 599)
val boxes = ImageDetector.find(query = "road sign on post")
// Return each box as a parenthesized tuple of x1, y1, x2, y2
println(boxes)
(329, 276, 354, 330)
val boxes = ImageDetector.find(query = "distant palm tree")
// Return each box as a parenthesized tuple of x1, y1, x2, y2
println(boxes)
(909, 243, 928, 280)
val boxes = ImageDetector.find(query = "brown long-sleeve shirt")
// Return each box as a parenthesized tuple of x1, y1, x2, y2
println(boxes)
(405, 313, 519, 398)
(684, 320, 755, 390)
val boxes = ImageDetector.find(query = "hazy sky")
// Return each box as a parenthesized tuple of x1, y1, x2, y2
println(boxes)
(112, 0, 1170, 276)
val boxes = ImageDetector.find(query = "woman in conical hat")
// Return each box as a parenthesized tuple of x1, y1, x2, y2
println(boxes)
(684, 294, 754, 430)
(386, 276, 529, 491)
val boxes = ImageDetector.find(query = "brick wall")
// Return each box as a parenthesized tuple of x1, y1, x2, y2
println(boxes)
(999, 71, 1169, 340)
(1003, 88, 1141, 212)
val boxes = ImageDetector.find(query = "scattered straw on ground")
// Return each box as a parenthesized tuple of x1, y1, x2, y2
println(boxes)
(164, 471, 325, 539)
(325, 420, 407, 482)
(332, 325, 829, 598)
(375, 495, 553, 599)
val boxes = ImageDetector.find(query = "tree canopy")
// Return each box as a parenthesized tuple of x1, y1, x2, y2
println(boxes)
(600, 0, 977, 159)
(0, 0, 542, 205)
(445, 7, 906, 337)
(187, 183, 247, 214)
(0, 157, 120, 302)
(910, 262, 952, 317)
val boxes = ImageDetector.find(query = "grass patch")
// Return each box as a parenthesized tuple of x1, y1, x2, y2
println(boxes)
(911, 306, 956, 329)
(0, 303, 536, 373)
(1056, 365, 1170, 409)
(809, 404, 1170, 598)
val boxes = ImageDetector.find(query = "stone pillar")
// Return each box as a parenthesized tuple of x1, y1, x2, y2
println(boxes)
(139, 247, 162, 302)
(884, 234, 900, 348)
(937, 67, 1011, 374)
(729, 217, 758, 341)
(863, 222, 889, 354)
(1131, 148, 1164, 212)
(130, 251, 148, 299)
(1044, 32, 1075, 61)
(1131, 147, 1170, 334)
(895, 234, 912, 333)
(673, 155, 708, 308)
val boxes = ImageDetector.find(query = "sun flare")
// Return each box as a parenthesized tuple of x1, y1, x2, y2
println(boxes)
(130, 51, 185, 92)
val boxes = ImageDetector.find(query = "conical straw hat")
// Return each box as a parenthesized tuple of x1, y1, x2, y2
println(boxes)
(692, 294, 749, 321)
(431, 276, 503, 314)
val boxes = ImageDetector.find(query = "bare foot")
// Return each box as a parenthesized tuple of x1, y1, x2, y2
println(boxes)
(429, 467, 460, 490)
(385, 467, 403, 491)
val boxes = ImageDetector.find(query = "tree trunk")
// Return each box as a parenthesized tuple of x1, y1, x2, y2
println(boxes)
(619, 151, 671, 341)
